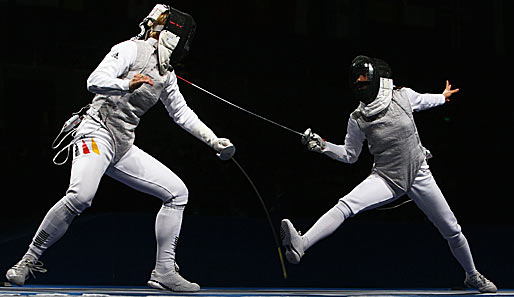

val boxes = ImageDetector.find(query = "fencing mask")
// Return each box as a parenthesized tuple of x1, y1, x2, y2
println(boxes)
(134, 4, 196, 75)
(349, 55, 392, 104)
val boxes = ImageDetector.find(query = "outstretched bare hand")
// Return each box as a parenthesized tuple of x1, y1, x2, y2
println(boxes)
(443, 80, 459, 102)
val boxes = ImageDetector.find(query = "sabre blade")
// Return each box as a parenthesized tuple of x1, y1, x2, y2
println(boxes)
(176, 75, 303, 137)
(231, 157, 288, 279)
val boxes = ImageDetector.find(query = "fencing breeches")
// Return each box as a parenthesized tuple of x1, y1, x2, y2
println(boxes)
(303, 160, 476, 274)
(25, 117, 189, 272)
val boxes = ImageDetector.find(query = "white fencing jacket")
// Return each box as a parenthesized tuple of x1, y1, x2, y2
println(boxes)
(86, 38, 218, 162)
(323, 88, 445, 191)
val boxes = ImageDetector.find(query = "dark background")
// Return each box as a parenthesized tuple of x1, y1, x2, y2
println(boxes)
(1, 0, 512, 290)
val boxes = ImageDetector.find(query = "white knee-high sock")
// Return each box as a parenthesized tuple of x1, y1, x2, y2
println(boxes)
(154, 204, 184, 274)
(26, 198, 77, 261)
(448, 233, 477, 275)
(302, 201, 352, 251)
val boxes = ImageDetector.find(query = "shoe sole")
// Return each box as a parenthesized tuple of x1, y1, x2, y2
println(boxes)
(280, 219, 301, 264)
(147, 280, 166, 290)
(147, 279, 200, 292)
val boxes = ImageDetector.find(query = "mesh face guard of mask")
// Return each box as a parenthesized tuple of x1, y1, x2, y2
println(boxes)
(349, 55, 392, 104)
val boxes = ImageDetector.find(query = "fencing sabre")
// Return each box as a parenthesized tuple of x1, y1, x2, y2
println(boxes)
(178, 76, 288, 279)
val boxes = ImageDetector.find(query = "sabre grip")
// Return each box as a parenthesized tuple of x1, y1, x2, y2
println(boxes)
(302, 128, 326, 153)
(302, 128, 313, 145)
(217, 145, 236, 160)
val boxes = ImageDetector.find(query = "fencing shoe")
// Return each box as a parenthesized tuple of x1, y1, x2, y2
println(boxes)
(147, 267, 200, 292)
(6, 255, 47, 286)
(464, 271, 497, 293)
(280, 219, 305, 264)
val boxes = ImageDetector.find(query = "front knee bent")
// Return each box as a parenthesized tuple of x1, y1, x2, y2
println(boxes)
(335, 199, 353, 219)
(163, 185, 189, 207)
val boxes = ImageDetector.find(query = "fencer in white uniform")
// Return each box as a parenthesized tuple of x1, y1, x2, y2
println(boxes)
(280, 56, 497, 293)
(6, 4, 232, 292)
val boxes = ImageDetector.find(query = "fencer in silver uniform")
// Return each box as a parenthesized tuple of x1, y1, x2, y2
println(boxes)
(6, 5, 231, 292)
(280, 56, 497, 293)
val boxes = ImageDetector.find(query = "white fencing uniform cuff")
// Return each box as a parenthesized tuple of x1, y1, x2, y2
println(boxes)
(189, 121, 218, 148)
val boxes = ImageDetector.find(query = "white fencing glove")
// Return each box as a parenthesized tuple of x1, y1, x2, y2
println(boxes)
(213, 138, 235, 160)
(302, 128, 326, 153)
